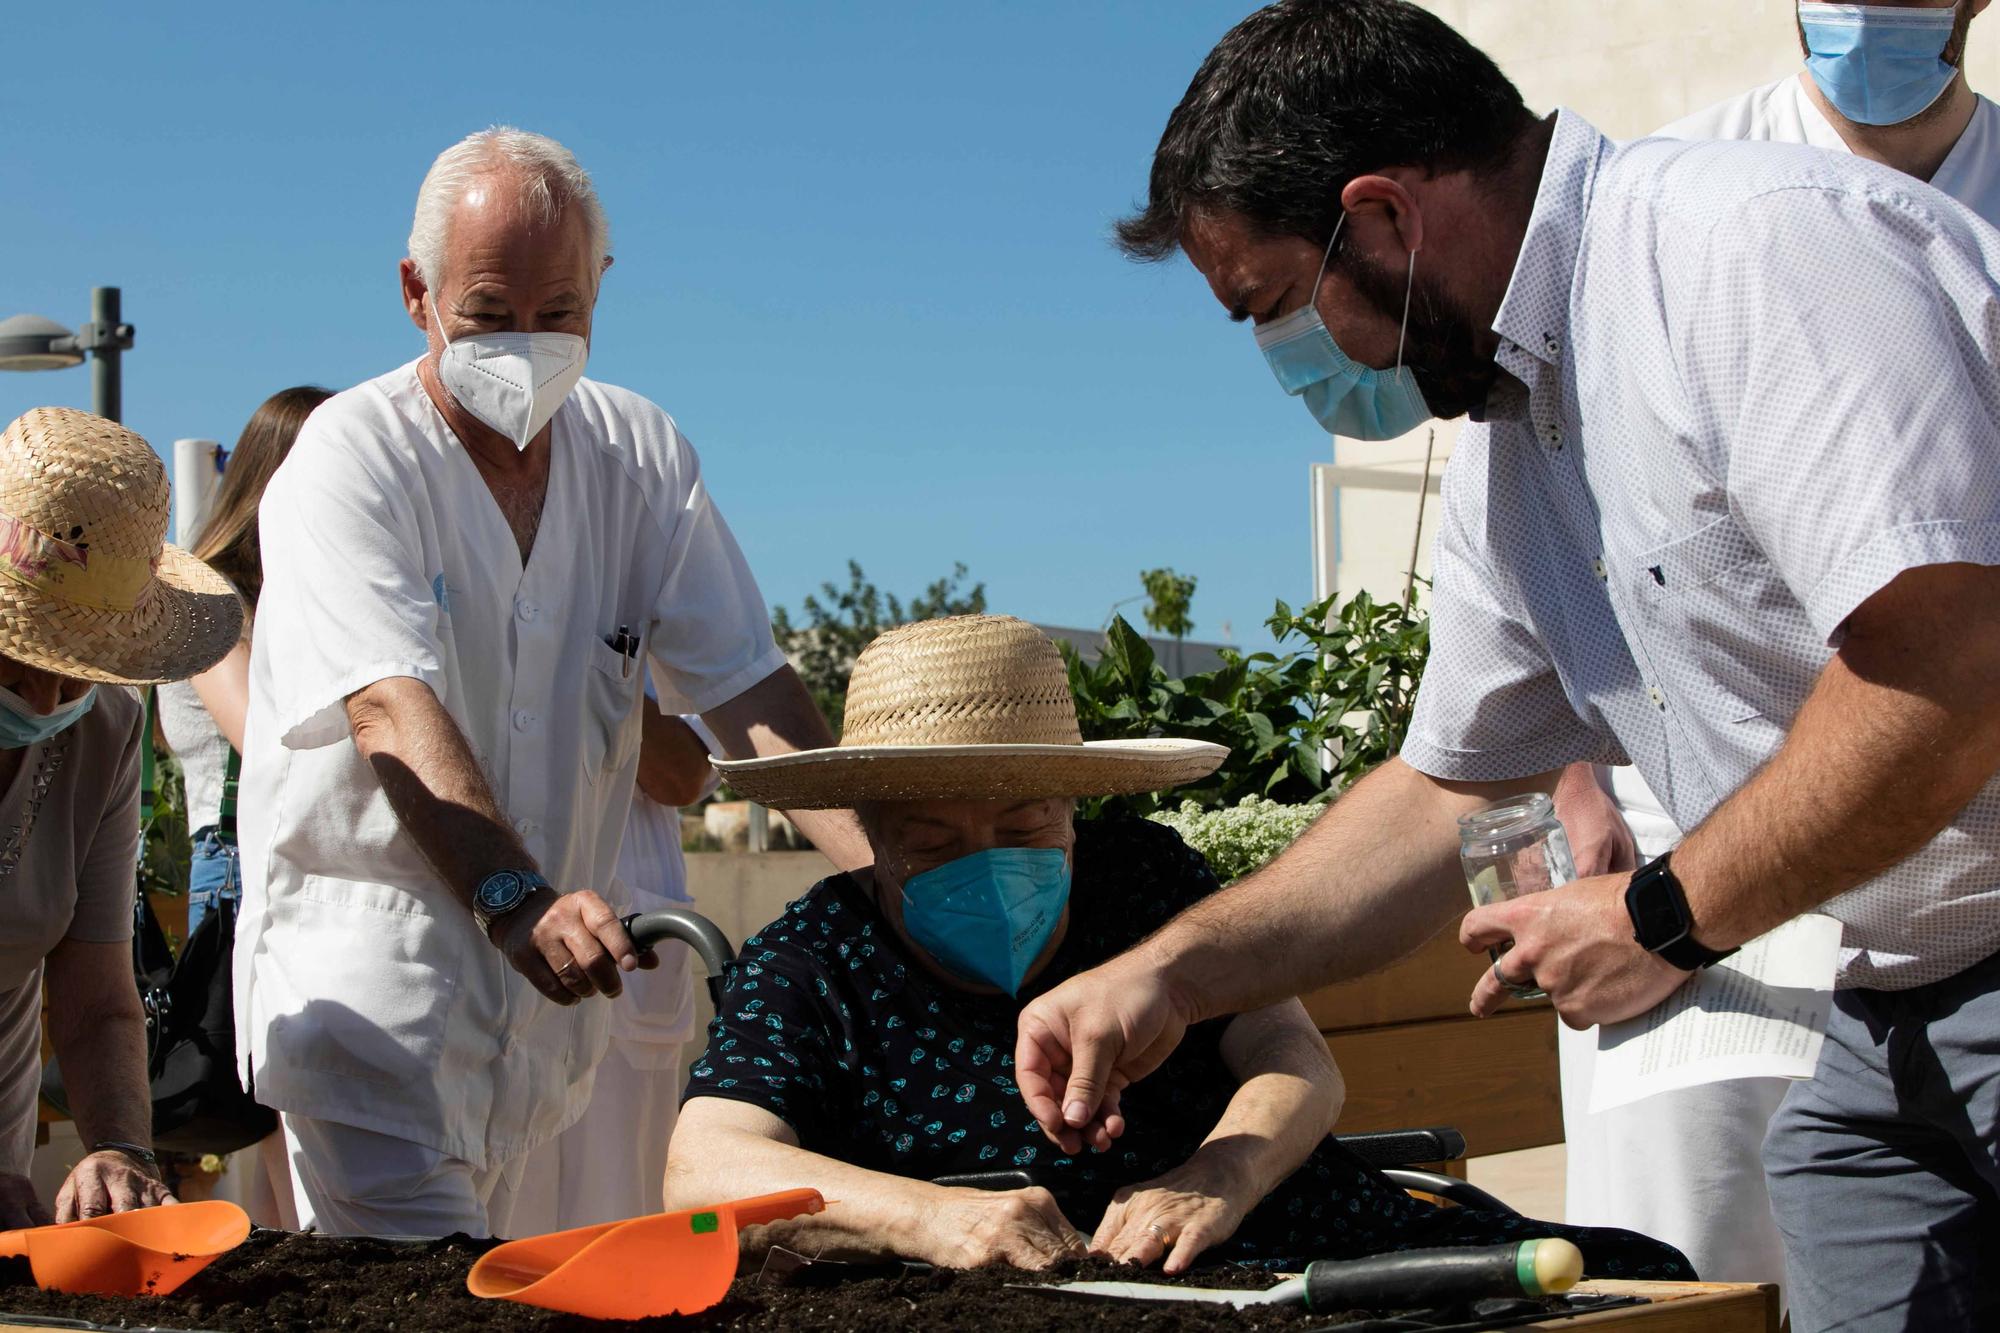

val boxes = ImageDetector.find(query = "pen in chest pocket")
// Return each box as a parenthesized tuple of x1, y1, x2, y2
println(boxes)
(604, 623, 638, 677)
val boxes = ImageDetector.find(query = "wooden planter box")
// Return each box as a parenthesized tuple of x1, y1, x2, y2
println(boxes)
(1303, 925, 1562, 1159)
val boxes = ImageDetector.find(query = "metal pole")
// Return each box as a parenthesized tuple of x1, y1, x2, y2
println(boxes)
(90, 287, 122, 423)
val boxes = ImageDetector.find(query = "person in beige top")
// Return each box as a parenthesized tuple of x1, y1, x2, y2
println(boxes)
(0, 406, 243, 1228)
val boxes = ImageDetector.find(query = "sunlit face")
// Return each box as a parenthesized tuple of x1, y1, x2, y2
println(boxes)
(409, 169, 602, 355)
(1182, 206, 1498, 423)
(867, 795, 1076, 990)
(0, 655, 93, 713)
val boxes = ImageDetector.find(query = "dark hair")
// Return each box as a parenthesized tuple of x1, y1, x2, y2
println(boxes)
(191, 385, 334, 607)
(1116, 0, 1536, 261)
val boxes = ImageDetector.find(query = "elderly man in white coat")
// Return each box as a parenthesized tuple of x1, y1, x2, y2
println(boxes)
(1552, 0, 1999, 1297)
(235, 127, 867, 1239)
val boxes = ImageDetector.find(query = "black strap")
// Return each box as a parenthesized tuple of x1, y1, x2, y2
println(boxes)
(140, 687, 157, 845)
(219, 743, 240, 843)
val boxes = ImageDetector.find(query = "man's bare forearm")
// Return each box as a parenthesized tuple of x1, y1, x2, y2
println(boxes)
(348, 676, 534, 907)
(1138, 758, 1557, 1024)
(1674, 564, 2000, 949)
(702, 666, 871, 871)
(44, 940, 154, 1151)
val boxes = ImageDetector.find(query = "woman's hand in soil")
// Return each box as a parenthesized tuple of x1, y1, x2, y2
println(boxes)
(917, 1186, 1088, 1270)
(0, 1171, 53, 1228)
(54, 1151, 175, 1222)
(1089, 1160, 1248, 1274)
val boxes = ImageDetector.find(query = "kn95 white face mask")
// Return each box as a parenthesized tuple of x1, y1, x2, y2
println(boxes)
(429, 294, 588, 450)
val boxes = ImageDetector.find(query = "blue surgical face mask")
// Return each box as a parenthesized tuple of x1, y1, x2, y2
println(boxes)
(1255, 210, 1432, 441)
(1800, 3, 1960, 127)
(0, 682, 96, 749)
(897, 846, 1070, 997)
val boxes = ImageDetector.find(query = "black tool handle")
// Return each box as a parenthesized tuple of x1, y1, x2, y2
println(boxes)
(622, 909, 735, 1009)
(1301, 1242, 1545, 1311)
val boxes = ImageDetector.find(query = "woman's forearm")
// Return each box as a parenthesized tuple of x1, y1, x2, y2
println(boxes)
(666, 1113, 937, 1262)
(189, 640, 251, 752)
(1202, 1002, 1345, 1198)
(43, 940, 155, 1151)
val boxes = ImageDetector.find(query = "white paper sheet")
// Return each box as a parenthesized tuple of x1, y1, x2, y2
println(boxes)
(1587, 914, 1842, 1114)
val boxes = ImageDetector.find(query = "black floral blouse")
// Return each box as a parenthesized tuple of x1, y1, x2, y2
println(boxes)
(686, 817, 1689, 1276)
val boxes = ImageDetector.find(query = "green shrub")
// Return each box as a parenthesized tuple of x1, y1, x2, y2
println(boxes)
(1065, 589, 1429, 818)
(1148, 796, 1323, 884)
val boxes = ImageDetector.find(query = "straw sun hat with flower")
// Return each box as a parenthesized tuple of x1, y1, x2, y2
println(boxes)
(715, 614, 1227, 809)
(0, 407, 243, 685)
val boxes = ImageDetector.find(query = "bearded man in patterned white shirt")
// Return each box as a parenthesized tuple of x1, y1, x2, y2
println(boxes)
(1010, 3, 2000, 1328)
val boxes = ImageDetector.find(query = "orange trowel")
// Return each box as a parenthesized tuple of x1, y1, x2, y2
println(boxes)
(467, 1187, 825, 1319)
(0, 1199, 250, 1298)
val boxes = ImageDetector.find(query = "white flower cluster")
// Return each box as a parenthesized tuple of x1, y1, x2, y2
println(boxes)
(1148, 796, 1325, 885)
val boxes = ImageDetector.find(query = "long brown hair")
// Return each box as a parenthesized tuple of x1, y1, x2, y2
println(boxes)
(191, 385, 333, 606)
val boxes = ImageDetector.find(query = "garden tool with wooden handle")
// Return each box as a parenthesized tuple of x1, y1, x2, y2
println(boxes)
(1027, 1237, 1583, 1312)
(0, 1200, 250, 1298)
(466, 1188, 825, 1319)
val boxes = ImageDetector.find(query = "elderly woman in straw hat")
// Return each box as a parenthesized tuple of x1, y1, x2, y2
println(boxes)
(0, 407, 244, 1229)
(668, 616, 1689, 1277)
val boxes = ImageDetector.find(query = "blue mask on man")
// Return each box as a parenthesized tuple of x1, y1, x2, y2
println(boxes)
(1255, 210, 1432, 441)
(898, 846, 1070, 997)
(1800, 3, 1960, 127)
(0, 683, 96, 749)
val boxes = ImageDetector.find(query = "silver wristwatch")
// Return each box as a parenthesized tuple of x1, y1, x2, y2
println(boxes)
(472, 869, 550, 937)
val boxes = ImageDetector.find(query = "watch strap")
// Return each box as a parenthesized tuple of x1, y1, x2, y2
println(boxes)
(91, 1140, 161, 1174)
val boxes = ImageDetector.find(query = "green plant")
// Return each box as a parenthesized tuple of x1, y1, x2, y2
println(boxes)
(1148, 796, 1322, 884)
(1139, 567, 1197, 641)
(140, 745, 192, 903)
(771, 560, 986, 733)
(1065, 588, 1429, 817)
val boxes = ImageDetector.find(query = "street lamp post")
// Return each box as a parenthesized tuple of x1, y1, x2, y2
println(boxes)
(0, 286, 136, 423)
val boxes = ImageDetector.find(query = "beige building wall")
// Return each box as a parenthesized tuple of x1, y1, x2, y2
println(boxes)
(1320, 1, 2000, 605)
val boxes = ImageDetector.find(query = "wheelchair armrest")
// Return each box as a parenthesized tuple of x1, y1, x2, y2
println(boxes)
(1334, 1126, 1468, 1169)
(1380, 1167, 1516, 1215)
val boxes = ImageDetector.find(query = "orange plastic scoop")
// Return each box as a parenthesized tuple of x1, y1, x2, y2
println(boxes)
(0, 1200, 250, 1298)
(467, 1187, 824, 1319)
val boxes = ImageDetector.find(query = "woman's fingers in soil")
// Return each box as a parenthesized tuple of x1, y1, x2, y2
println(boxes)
(1161, 1221, 1219, 1275)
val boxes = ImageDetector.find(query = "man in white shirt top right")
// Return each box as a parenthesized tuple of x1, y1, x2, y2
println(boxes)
(1557, 0, 1997, 1303)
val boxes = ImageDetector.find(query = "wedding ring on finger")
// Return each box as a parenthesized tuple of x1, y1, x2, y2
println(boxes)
(1146, 1222, 1174, 1244)
(1493, 957, 1540, 999)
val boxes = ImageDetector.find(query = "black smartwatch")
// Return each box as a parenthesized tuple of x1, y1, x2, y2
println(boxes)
(472, 869, 551, 938)
(1625, 852, 1737, 971)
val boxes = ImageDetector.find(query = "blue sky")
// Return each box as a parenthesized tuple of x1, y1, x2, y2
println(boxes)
(3, 2, 1344, 651)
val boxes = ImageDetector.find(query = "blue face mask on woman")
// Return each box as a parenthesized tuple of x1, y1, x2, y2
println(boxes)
(898, 845, 1071, 997)
(0, 682, 96, 749)
(1254, 210, 1432, 441)
(1800, 3, 1960, 127)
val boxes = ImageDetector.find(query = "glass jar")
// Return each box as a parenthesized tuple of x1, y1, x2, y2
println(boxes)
(1456, 792, 1576, 1000)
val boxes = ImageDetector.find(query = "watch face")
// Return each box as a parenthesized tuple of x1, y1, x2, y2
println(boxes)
(1630, 869, 1688, 948)
(477, 871, 528, 913)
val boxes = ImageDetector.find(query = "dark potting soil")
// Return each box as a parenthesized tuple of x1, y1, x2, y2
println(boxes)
(0, 1229, 1583, 1332)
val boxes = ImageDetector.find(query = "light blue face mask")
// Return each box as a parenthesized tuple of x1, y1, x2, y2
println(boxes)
(898, 845, 1070, 997)
(1800, 3, 1960, 127)
(1254, 211, 1432, 441)
(0, 682, 96, 749)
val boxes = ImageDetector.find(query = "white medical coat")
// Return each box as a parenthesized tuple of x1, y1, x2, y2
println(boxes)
(235, 361, 782, 1168)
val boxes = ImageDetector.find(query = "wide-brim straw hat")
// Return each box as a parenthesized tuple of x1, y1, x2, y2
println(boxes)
(0, 407, 243, 685)
(715, 614, 1226, 809)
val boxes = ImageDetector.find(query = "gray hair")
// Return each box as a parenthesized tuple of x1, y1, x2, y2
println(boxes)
(407, 127, 611, 289)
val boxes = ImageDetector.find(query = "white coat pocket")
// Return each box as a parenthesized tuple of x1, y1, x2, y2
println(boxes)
(583, 637, 644, 782)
